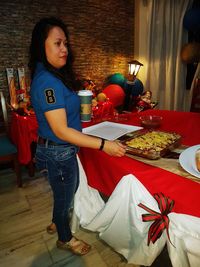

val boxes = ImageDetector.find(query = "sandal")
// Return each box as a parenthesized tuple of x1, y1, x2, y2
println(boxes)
(56, 237, 91, 256)
(46, 223, 57, 234)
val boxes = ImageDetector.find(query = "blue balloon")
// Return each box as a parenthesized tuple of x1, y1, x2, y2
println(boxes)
(183, 8, 200, 32)
(125, 78, 144, 96)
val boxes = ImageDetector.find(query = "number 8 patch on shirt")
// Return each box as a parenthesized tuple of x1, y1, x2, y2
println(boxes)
(45, 88, 56, 104)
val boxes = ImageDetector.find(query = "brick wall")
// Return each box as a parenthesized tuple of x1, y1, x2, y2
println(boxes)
(0, 0, 134, 95)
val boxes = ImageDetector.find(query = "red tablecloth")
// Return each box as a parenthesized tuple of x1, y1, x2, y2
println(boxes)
(10, 112, 38, 164)
(127, 109, 200, 146)
(79, 109, 200, 218)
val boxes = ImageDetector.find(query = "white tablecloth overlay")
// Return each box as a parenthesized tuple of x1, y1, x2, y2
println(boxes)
(73, 157, 200, 267)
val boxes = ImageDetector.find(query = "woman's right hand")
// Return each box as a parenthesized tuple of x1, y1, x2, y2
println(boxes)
(102, 140, 126, 157)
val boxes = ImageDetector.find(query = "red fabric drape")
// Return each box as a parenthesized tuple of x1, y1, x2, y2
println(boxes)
(10, 112, 38, 164)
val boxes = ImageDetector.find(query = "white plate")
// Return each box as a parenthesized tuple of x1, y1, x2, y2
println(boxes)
(83, 121, 142, 141)
(179, 145, 200, 178)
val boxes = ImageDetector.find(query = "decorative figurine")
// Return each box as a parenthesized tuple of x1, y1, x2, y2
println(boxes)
(136, 90, 158, 112)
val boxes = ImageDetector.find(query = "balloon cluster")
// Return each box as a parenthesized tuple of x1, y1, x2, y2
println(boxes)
(181, 8, 200, 63)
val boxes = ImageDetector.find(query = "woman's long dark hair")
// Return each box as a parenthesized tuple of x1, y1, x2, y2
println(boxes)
(28, 17, 78, 90)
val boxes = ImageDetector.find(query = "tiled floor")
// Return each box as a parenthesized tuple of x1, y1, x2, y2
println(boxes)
(0, 167, 140, 267)
(0, 166, 172, 267)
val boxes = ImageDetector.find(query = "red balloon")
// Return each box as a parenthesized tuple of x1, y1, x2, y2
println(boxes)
(102, 84, 125, 107)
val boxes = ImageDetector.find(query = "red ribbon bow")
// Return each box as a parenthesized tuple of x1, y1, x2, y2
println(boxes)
(138, 192, 175, 246)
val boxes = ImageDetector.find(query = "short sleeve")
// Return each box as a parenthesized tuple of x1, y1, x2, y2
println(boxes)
(37, 75, 65, 112)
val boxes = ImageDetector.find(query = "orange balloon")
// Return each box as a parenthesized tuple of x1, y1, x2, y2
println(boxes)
(181, 42, 200, 63)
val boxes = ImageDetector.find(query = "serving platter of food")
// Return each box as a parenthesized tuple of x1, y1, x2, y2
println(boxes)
(179, 145, 200, 178)
(118, 129, 181, 160)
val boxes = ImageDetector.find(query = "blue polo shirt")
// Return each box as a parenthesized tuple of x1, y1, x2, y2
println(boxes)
(30, 62, 82, 144)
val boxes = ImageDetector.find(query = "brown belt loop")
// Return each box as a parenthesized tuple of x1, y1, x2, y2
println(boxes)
(38, 136, 46, 144)
(37, 137, 48, 147)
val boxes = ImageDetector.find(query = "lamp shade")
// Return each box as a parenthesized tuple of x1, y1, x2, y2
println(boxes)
(128, 60, 143, 77)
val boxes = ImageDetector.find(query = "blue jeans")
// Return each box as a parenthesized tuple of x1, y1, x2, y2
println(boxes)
(35, 143, 79, 242)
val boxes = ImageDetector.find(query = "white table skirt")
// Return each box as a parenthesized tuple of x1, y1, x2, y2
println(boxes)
(73, 156, 200, 267)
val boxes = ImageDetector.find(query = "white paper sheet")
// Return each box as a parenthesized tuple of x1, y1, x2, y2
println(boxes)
(82, 121, 142, 140)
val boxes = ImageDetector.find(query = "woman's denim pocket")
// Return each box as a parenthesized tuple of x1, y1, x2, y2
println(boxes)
(55, 146, 78, 161)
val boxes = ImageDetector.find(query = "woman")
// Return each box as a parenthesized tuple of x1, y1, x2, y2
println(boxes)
(29, 17, 126, 256)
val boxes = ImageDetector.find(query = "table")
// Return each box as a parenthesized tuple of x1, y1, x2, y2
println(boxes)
(79, 109, 200, 216)
(10, 112, 38, 165)
(75, 109, 200, 267)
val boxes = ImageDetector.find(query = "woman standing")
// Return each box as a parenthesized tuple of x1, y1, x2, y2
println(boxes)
(29, 17, 126, 256)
